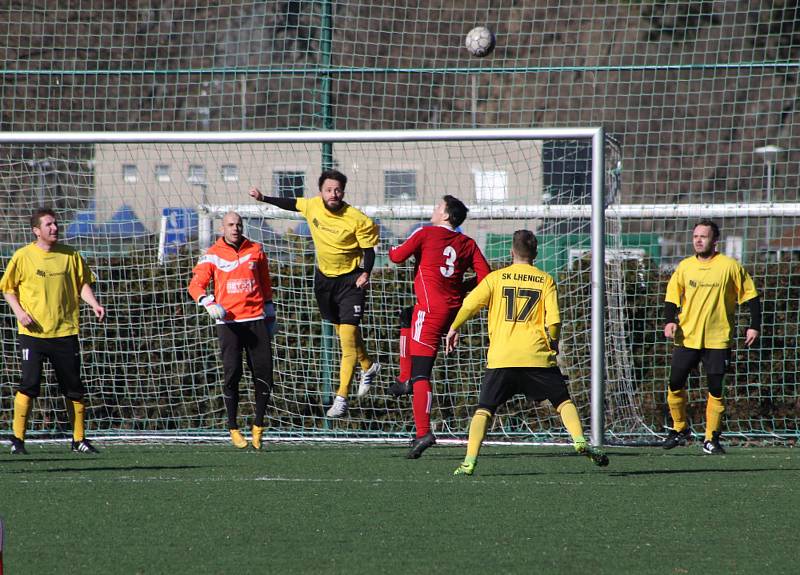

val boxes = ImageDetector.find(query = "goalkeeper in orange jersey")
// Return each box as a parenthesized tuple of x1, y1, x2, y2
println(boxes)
(445, 230, 608, 476)
(189, 211, 276, 449)
(248, 169, 381, 418)
(662, 219, 760, 455)
(1, 208, 105, 455)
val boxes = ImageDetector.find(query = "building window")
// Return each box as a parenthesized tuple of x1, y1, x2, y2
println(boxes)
(187, 164, 207, 185)
(155, 164, 171, 183)
(384, 170, 417, 202)
(542, 141, 591, 205)
(221, 164, 239, 182)
(273, 171, 305, 198)
(474, 169, 507, 203)
(122, 164, 139, 184)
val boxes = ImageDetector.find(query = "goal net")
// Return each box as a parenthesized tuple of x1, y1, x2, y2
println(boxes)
(1, 130, 798, 444)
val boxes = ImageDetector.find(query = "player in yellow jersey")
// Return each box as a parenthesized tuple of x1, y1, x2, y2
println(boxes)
(662, 219, 760, 455)
(1, 208, 105, 455)
(445, 230, 608, 476)
(248, 169, 381, 418)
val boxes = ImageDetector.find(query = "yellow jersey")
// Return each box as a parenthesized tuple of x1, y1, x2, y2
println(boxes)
(665, 252, 758, 349)
(451, 262, 559, 368)
(0, 242, 96, 338)
(295, 197, 379, 277)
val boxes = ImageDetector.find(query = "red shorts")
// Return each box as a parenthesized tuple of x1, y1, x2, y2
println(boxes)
(409, 305, 458, 357)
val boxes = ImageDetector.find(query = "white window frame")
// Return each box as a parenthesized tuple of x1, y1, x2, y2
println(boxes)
(473, 169, 508, 204)
(384, 169, 418, 203)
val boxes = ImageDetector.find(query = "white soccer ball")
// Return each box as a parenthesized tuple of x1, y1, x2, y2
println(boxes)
(465, 26, 496, 58)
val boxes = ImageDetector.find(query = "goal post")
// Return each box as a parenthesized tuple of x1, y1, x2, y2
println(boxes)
(187, 127, 610, 445)
(5, 129, 797, 445)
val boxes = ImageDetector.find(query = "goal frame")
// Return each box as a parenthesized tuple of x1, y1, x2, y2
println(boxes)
(2, 128, 609, 443)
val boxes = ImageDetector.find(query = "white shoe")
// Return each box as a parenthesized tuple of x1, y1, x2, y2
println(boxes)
(326, 396, 348, 417)
(357, 362, 381, 398)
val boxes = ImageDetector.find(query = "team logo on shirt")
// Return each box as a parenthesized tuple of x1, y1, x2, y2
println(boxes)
(688, 279, 719, 289)
(227, 279, 256, 293)
(353, 304, 362, 317)
(35, 269, 65, 278)
(312, 217, 339, 234)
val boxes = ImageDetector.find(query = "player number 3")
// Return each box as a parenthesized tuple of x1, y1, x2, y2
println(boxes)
(440, 246, 456, 277)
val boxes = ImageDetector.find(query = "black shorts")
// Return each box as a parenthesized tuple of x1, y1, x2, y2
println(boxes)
(478, 367, 571, 412)
(671, 346, 731, 377)
(314, 268, 367, 325)
(17, 334, 84, 399)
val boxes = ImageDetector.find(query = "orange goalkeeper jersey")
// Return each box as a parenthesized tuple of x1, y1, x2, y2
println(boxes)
(188, 237, 274, 323)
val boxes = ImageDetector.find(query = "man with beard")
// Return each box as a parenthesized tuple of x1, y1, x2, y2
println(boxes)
(662, 219, 760, 455)
(249, 170, 381, 418)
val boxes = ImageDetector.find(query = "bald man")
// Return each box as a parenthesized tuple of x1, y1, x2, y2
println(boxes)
(189, 212, 277, 449)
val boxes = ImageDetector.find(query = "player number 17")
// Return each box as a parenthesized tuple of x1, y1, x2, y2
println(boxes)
(502, 287, 541, 321)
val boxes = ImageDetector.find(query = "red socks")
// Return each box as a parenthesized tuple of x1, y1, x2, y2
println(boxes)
(412, 379, 432, 437)
(398, 326, 411, 383)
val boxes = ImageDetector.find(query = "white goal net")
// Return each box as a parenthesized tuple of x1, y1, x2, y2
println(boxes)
(7, 129, 792, 445)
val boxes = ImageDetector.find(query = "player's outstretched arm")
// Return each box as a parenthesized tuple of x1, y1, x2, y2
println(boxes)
(248, 186, 264, 201)
(248, 187, 299, 211)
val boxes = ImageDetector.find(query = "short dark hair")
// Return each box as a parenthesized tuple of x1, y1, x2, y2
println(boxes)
(31, 207, 56, 229)
(442, 195, 468, 229)
(318, 169, 347, 191)
(694, 218, 720, 241)
(512, 229, 538, 261)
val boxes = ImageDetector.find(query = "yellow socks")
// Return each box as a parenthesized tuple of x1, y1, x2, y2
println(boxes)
(336, 324, 359, 397)
(556, 400, 585, 443)
(66, 399, 87, 442)
(705, 393, 725, 441)
(667, 388, 689, 431)
(465, 408, 492, 461)
(13, 392, 32, 440)
(355, 328, 371, 372)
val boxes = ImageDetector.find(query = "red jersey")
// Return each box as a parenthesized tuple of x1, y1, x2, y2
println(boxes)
(188, 237, 274, 323)
(389, 225, 490, 310)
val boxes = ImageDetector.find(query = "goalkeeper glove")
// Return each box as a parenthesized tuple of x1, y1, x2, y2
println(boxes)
(264, 301, 279, 337)
(199, 295, 226, 320)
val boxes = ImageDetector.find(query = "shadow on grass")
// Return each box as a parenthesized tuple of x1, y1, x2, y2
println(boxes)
(609, 466, 800, 478)
(2, 463, 212, 474)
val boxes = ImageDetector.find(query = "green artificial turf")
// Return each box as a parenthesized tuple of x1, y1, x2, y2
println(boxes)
(0, 442, 796, 574)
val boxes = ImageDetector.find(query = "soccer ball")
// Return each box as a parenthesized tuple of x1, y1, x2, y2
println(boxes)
(465, 26, 496, 58)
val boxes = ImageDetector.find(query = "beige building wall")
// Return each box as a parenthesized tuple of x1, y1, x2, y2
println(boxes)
(94, 140, 543, 242)
(94, 143, 322, 232)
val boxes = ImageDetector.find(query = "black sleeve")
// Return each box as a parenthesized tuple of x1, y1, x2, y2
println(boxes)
(362, 247, 375, 274)
(461, 275, 478, 293)
(747, 296, 762, 331)
(664, 301, 678, 325)
(259, 196, 299, 212)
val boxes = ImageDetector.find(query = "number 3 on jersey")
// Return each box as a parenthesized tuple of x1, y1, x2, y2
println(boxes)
(502, 287, 541, 321)
(440, 246, 456, 277)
